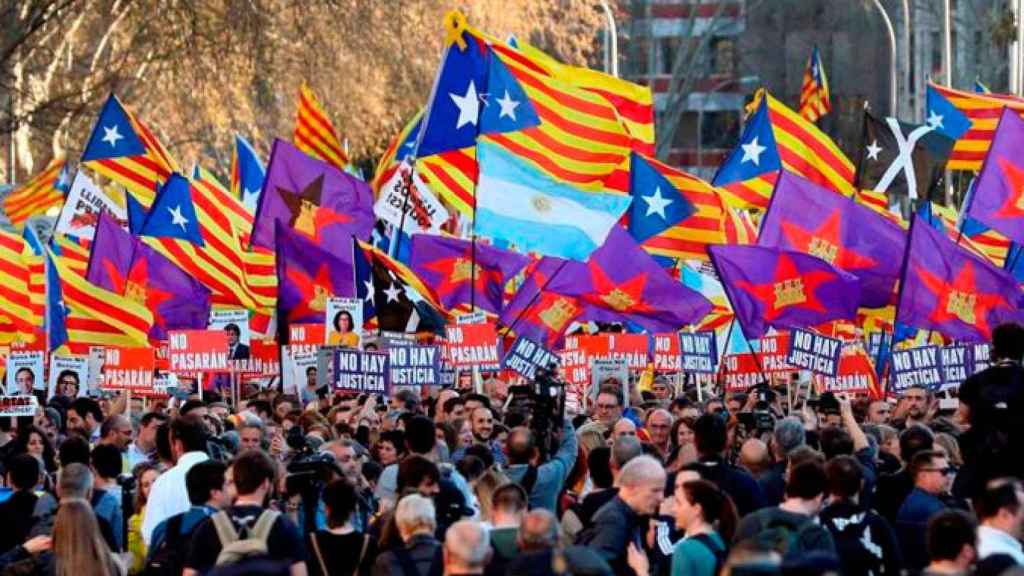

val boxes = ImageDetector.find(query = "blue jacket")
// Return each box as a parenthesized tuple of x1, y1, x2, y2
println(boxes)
(896, 487, 947, 570)
(505, 419, 578, 511)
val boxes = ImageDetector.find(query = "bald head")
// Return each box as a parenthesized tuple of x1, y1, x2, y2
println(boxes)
(444, 520, 490, 571)
(739, 438, 771, 478)
(506, 426, 535, 465)
(611, 418, 637, 442)
(518, 509, 559, 551)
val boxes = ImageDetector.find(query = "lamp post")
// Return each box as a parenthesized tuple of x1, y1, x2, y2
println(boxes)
(870, 0, 898, 115)
(599, 1, 618, 77)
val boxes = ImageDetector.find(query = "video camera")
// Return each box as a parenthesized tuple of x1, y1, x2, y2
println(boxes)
(283, 426, 343, 534)
(737, 381, 778, 435)
(506, 363, 566, 460)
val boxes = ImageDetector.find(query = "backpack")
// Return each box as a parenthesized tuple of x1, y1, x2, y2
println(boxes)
(689, 533, 727, 575)
(211, 509, 280, 566)
(143, 513, 187, 576)
(755, 513, 826, 559)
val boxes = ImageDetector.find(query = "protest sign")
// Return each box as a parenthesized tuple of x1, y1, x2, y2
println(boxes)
(289, 323, 326, 346)
(971, 343, 991, 373)
(652, 333, 681, 372)
(678, 332, 717, 373)
(940, 345, 972, 390)
(0, 395, 37, 417)
(890, 346, 944, 393)
(814, 346, 878, 394)
(758, 332, 793, 374)
(786, 329, 842, 376)
(168, 330, 230, 373)
(335, 349, 389, 393)
(444, 323, 501, 370)
(455, 311, 487, 325)
(54, 171, 126, 240)
(282, 345, 319, 395)
(867, 332, 891, 360)
(590, 358, 629, 405)
(373, 160, 449, 234)
(208, 309, 251, 351)
(504, 336, 560, 380)
(719, 353, 764, 393)
(388, 345, 440, 386)
(233, 340, 280, 377)
(6, 351, 44, 396)
(87, 347, 105, 393)
(325, 297, 363, 348)
(48, 355, 88, 399)
(102, 347, 156, 391)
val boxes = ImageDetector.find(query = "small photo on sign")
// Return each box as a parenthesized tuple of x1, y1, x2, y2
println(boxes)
(6, 352, 44, 396)
(208, 309, 251, 359)
(48, 355, 89, 400)
(325, 297, 363, 349)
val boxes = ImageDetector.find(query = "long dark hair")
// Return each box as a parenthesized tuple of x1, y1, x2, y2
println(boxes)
(14, 424, 58, 473)
(682, 479, 739, 542)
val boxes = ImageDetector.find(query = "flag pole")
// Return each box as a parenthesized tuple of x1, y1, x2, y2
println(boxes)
(502, 260, 570, 338)
(706, 249, 769, 387)
(886, 212, 919, 397)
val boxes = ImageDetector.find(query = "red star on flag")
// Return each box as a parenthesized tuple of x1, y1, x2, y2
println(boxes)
(779, 210, 877, 272)
(913, 259, 1011, 339)
(285, 263, 335, 321)
(584, 262, 655, 314)
(992, 155, 1024, 221)
(423, 253, 501, 302)
(103, 257, 173, 328)
(734, 253, 834, 322)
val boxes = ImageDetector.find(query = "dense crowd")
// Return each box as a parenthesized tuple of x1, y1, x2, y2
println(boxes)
(0, 324, 1023, 576)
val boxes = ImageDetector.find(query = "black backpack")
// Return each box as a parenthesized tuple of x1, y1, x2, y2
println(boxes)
(689, 533, 727, 575)
(143, 513, 187, 576)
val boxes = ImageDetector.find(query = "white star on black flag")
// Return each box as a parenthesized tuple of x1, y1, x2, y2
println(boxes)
(854, 110, 953, 201)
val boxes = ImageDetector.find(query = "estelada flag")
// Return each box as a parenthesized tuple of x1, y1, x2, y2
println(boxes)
(896, 216, 1024, 343)
(708, 244, 861, 339)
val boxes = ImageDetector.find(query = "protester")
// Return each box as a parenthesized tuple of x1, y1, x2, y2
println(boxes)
(141, 415, 210, 546)
(372, 493, 442, 576)
(896, 450, 954, 570)
(922, 510, 978, 576)
(504, 419, 577, 511)
(973, 478, 1024, 564)
(684, 413, 765, 515)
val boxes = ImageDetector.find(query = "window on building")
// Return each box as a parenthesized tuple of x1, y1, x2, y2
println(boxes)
(700, 111, 742, 150)
(931, 31, 943, 75)
(710, 37, 737, 75)
(672, 111, 700, 149)
(659, 36, 681, 75)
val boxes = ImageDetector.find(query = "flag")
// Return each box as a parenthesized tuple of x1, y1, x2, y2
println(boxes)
(580, 226, 711, 333)
(276, 223, 355, 325)
(799, 46, 830, 122)
(409, 234, 530, 315)
(499, 256, 588, 348)
(0, 230, 40, 342)
(855, 188, 903, 226)
(80, 94, 179, 206)
(927, 83, 1022, 170)
(354, 239, 376, 324)
(723, 207, 759, 244)
(372, 111, 423, 196)
(126, 193, 147, 235)
(140, 174, 205, 245)
(252, 138, 374, 251)
(294, 83, 350, 171)
(897, 216, 1024, 342)
(627, 153, 726, 263)
(357, 241, 447, 334)
(964, 108, 1024, 245)
(194, 167, 255, 246)
(231, 135, 265, 213)
(759, 171, 906, 308)
(714, 89, 855, 210)
(4, 158, 67, 226)
(680, 259, 732, 332)
(474, 139, 631, 261)
(854, 110, 952, 201)
(975, 79, 991, 94)
(708, 244, 861, 338)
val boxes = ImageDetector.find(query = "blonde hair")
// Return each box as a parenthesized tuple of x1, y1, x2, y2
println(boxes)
(473, 467, 510, 522)
(53, 499, 116, 576)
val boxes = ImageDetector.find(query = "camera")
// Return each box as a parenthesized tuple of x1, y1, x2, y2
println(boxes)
(284, 427, 342, 533)
(506, 363, 566, 460)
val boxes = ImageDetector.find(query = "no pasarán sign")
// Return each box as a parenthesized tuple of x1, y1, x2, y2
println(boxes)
(168, 330, 230, 373)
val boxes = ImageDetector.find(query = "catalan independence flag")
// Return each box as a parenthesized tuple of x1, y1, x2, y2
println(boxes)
(927, 83, 1024, 171)
(80, 94, 179, 207)
(3, 158, 67, 227)
(372, 110, 422, 196)
(713, 89, 855, 210)
(799, 46, 831, 122)
(0, 230, 41, 342)
(294, 83, 349, 171)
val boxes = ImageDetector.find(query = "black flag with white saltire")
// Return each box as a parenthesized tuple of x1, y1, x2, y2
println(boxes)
(854, 110, 953, 201)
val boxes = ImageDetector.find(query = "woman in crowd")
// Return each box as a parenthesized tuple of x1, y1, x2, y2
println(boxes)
(126, 463, 160, 575)
(307, 479, 373, 576)
(45, 499, 126, 576)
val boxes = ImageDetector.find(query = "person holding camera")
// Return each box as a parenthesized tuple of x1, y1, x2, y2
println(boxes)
(505, 417, 578, 512)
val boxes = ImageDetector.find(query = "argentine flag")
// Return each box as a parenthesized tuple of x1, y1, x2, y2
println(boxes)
(474, 140, 632, 261)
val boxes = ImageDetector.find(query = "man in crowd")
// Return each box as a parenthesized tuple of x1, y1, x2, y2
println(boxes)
(644, 409, 673, 457)
(237, 421, 265, 452)
(897, 450, 954, 570)
(594, 386, 623, 430)
(759, 416, 805, 506)
(67, 397, 103, 443)
(128, 412, 167, 469)
(867, 399, 893, 425)
(684, 413, 765, 515)
(487, 483, 527, 571)
(505, 419, 577, 511)
(142, 415, 210, 545)
(974, 478, 1024, 564)
(441, 520, 489, 576)
(922, 510, 978, 576)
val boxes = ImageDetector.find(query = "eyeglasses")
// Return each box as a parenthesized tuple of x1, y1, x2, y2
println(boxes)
(921, 467, 955, 476)
(597, 403, 618, 410)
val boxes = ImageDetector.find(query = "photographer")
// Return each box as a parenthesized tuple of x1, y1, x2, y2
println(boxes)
(505, 417, 578, 512)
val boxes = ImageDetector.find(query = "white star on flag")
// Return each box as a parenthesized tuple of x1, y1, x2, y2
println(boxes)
(495, 90, 520, 121)
(866, 140, 882, 161)
(168, 205, 189, 231)
(102, 125, 124, 148)
(642, 187, 673, 219)
(363, 279, 375, 306)
(741, 137, 766, 165)
(926, 111, 944, 130)
(383, 283, 402, 303)
(450, 81, 480, 130)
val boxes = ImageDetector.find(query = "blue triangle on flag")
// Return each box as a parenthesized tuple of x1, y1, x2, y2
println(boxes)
(235, 134, 266, 211)
(126, 192, 148, 236)
(81, 94, 147, 162)
(416, 33, 489, 158)
(354, 243, 377, 322)
(712, 97, 781, 186)
(139, 173, 205, 246)
(926, 86, 972, 140)
(628, 152, 696, 243)
(479, 55, 540, 135)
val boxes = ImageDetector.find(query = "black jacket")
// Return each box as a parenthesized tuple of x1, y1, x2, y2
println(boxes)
(820, 500, 903, 576)
(372, 533, 441, 576)
(684, 456, 766, 516)
(577, 496, 643, 576)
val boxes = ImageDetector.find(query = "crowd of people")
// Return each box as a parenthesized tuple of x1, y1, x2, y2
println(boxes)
(0, 323, 1022, 575)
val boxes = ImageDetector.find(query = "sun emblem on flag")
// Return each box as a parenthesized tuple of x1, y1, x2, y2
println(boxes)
(531, 195, 552, 214)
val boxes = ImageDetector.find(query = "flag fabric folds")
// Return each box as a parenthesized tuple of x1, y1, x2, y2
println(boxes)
(498, 257, 588, 348)
(927, 83, 1024, 171)
(0, 230, 40, 342)
(799, 46, 830, 122)
(854, 110, 952, 201)
(409, 234, 530, 315)
(964, 108, 1024, 245)
(897, 216, 1024, 342)
(276, 223, 355, 325)
(759, 172, 905, 308)
(294, 83, 350, 171)
(4, 158, 67, 226)
(357, 242, 447, 334)
(231, 135, 266, 213)
(708, 244, 861, 339)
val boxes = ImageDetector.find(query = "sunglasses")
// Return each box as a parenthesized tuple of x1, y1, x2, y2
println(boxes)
(922, 467, 955, 476)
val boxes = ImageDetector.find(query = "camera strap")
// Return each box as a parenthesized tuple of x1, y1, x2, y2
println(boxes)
(521, 465, 539, 497)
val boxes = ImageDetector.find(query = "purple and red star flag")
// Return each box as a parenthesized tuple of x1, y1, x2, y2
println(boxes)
(896, 217, 1024, 342)
(964, 108, 1024, 245)
(251, 139, 374, 251)
(275, 222, 355, 324)
(499, 257, 589, 349)
(409, 234, 530, 315)
(758, 171, 905, 308)
(87, 212, 211, 341)
(580, 227, 711, 333)
(708, 244, 861, 339)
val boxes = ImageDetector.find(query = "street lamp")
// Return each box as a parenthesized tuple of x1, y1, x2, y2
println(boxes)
(870, 0, 898, 115)
(598, 1, 618, 77)
(696, 75, 760, 173)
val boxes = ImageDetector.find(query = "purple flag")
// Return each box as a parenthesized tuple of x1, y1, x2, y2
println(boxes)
(409, 234, 530, 315)
(759, 171, 905, 308)
(499, 257, 589, 349)
(252, 139, 374, 251)
(708, 244, 861, 339)
(580, 226, 712, 332)
(897, 217, 1024, 342)
(276, 222, 355, 324)
(87, 212, 212, 340)
(964, 108, 1024, 245)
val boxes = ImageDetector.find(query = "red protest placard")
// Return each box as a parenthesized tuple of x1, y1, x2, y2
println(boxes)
(289, 323, 325, 346)
(605, 333, 650, 370)
(719, 353, 764, 393)
(652, 333, 681, 372)
(560, 334, 608, 386)
(758, 332, 794, 374)
(814, 346, 879, 395)
(233, 340, 280, 376)
(102, 347, 156, 390)
(168, 330, 229, 373)
(444, 323, 501, 369)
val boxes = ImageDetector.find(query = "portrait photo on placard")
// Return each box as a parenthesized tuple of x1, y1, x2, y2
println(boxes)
(48, 355, 89, 400)
(325, 297, 363, 349)
(208, 309, 251, 359)
(6, 352, 45, 396)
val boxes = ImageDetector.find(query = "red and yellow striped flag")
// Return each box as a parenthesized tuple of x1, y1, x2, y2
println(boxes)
(294, 83, 349, 171)
(0, 231, 40, 342)
(4, 158, 66, 227)
(929, 83, 1024, 171)
(799, 47, 831, 122)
